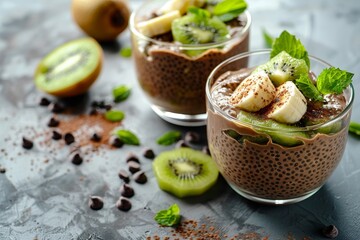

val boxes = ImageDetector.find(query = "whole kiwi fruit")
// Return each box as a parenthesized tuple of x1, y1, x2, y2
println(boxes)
(71, 0, 130, 42)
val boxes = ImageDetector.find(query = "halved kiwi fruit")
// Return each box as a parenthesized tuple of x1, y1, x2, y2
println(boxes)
(34, 38, 102, 97)
(152, 148, 219, 198)
(254, 51, 309, 86)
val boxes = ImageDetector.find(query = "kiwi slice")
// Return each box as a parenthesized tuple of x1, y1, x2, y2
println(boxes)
(152, 148, 219, 198)
(237, 110, 308, 147)
(34, 38, 102, 97)
(254, 51, 309, 86)
(223, 129, 269, 145)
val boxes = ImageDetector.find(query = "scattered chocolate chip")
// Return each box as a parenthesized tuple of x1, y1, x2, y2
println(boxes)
(70, 152, 83, 165)
(0, 166, 6, 174)
(116, 197, 132, 211)
(90, 132, 102, 142)
(126, 153, 140, 163)
(89, 196, 104, 210)
(184, 131, 200, 143)
(64, 133, 75, 145)
(118, 169, 130, 183)
(175, 139, 189, 148)
(133, 171, 147, 184)
(128, 161, 141, 174)
(104, 104, 112, 111)
(202, 145, 211, 156)
(47, 117, 60, 127)
(109, 136, 124, 148)
(91, 101, 100, 108)
(322, 225, 339, 239)
(39, 97, 51, 106)
(89, 108, 98, 115)
(120, 183, 134, 198)
(22, 137, 33, 149)
(143, 148, 155, 159)
(52, 131, 62, 140)
(49, 102, 65, 113)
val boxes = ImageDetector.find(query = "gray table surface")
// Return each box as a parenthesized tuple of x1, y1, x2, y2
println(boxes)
(1, 0, 360, 239)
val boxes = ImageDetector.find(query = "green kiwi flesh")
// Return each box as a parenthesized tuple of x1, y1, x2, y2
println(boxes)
(254, 51, 309, 86)
(34, 38, 102, 97)
(237, 110, 308, 147)
(152, 148, 219, 198)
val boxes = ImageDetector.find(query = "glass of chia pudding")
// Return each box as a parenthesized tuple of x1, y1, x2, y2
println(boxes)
(129, 0, 251, 126)
(206, 32, 354, 204)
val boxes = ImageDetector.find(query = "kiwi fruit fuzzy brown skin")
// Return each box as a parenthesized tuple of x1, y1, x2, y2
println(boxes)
(71, 0, 130, 42)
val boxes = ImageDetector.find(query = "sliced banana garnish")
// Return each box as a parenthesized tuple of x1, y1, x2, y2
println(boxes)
(267, 81, 307, 124)
(229, 72, 276, 112)
(137, 10, 181, 38)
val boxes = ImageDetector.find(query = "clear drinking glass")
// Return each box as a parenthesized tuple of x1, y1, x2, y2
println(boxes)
(129, 0, 251, 126)
(206, 50, 354, 204)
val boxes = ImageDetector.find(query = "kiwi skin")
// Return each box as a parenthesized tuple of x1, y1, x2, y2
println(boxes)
(71, 0, 130, 42)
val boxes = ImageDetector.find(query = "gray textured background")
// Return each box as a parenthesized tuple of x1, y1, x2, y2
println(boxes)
(0, 0, 360, 239)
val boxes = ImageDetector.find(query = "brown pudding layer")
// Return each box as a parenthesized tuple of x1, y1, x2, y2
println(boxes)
(207, 69, 351, 199)
(132, 20, 250, 115)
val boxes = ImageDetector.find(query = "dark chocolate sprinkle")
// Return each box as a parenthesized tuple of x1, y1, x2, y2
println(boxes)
(22, 137, 33, 149)
(128, 161, 141, 174)
(70, 152, 83, 165)
(0, 167, 6, 174)
(89, 108, 98, 115)
(143, 148, 155, 159)
(116, 197, 132, 211)
(89, 196, 104, 210)
(64, 133, 75, 145)
(126, 153, 140, 163)
(133, 171, 147, 184)
(39, 97, 51, 106)
(120, 183, 134, 198)
(90, 133, 102, 142)
(322, 225, 339, 239)
(47, 117, 60, 127)
(109, 136, 124, 148)
(49, 102, 65, 113)
(104, 104, 112, 111)
(118, 169, 130, 183)
(184, 131, 200, 143)
(52, 131, 62, 140)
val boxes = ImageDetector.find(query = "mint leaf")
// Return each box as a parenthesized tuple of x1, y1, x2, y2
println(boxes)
(105, 110, 125, 122)
(295, 74, 323, 101)
(262, 29, 274, 48)
(113, 85, 131, 103)
(213, 0, 247, 22)
(157, 131, 181, 146)
(271, 30, 310, 67)
(120, 47, 132, 58)
(349, 121, 360, 136)
(317, 67, 353, 95)
(154, 204, 181, 227)
(116, 130, 140, 145)
(188, 7, 211, 19)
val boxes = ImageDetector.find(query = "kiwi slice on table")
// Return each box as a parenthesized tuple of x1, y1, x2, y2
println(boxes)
(254, 51, 309, 86)
(34, 38, 102, 97)
(237, 110, 308, 147)
(152, 148, 219, 198)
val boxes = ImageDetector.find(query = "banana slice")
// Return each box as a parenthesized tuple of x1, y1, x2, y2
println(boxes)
(229, 72, 276, 112)
(157, 0, 205, 15)
(137, 10, 181, 38)
(267, 81, 307, 124)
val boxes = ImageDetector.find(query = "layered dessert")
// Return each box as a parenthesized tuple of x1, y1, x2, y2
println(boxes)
(206, 31, 354, 202)
(130, 0, 251, 117)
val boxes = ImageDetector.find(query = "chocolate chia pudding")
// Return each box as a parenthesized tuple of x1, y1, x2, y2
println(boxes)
(206, 50, 354, 203)
(130, 0, 251, 125)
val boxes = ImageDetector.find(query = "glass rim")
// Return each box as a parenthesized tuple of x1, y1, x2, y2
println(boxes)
(206, 49, 355, 132)
(129, 1, 251, 50)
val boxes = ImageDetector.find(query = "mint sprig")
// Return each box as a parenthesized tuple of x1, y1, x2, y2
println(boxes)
(295, 74, 323, 101)
(157, 131, 181, 146)
(271, 30, 310, 67)
(115, 129, 140, 145)
(154, 204, 181, 227)
(188, 7, 211, 20)
(105, 110, 125, 122)
(262, 29, 274, 48)
(349, 122, 360, 136)
(316, 67, 353, 95)
(113, 85, 131, 103)
(213, 0, 247, 22)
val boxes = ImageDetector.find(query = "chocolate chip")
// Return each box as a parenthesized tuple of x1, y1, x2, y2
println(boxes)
(118, 169, 130, 183)
(39, 97, 51, 106)
(202, 145, 211, 156)
(128, 161, 141, 174)
(175, 139, 189, 148)
(0, 166, 6, 174)
(322, 225, 339, 239)
(89, 196, 104, 210)
(89, 108, 98, 115)
(47, 117, 60, 127)
(109, 136, 124, 148)
(91, 101, 100, 108)
(185, 131, 200, 143)
(22, 137, 33, 149)
(120, 183, 134, 198)
(52, 131, 62, 140)
(64, 133, 75, 145)
(116, 197, 132, 211)
(126, 153, 140, 163)
(143, 148, 155, 159)
(49, 102, 65, 113)
(70, 152, 83, 165)
(133, 171, 147, 184)
(90, 133, 102, 142)
(104, 104, 112, 111)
